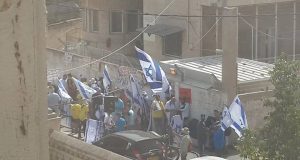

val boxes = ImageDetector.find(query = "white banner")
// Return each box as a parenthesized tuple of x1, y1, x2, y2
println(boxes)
(85, 119, 104, 144)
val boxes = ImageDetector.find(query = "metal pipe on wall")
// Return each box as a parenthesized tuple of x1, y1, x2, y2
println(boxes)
(255, 5, 258, 60)
(187, 0, 190, 46)
(216, 8, 219, 50)
(275, 2, 278, 60)
(293, 1, 297, 61)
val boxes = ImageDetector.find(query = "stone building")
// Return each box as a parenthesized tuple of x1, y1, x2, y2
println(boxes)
(46, 0, 81, 24)
(143, 0, 300, 62)
(79, 0, 143, 56)
(0, 0, 49, 159)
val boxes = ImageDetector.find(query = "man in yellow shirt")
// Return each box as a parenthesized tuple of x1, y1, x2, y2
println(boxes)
(151, 94, 166, 135)
(79, 99, 89, 138)
(71, 95, 89, 139)
(71, 103, 81, 138)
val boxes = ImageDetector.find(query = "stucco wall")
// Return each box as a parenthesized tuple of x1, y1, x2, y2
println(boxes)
(0, 0, 49, 159)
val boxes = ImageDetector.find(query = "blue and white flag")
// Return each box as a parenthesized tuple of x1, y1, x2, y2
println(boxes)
(135, 47, 171, 93)
(73, 78, 96, 101)
(58, 79, 72, 101)
(221, 106, 233, 131)
(130, 74, 143, 107)
(103, 65, 112, 93)
(229, 96, 248, 137)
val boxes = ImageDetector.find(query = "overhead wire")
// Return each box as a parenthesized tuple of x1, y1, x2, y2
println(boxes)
(192, 17, 222, 47)
(50, 0, 178, 76)
(46, 2, 300, 18)
(47, 3, 299, 76)
(239, 15, 292, 40)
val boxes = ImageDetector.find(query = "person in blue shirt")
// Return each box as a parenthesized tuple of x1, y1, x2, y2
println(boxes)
(115, 113, 127, 132)
(115, 97, 124, 114)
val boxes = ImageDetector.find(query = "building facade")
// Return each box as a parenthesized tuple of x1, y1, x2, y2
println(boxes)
(80, 0, 143, 57)
(143, 0, 300, 62)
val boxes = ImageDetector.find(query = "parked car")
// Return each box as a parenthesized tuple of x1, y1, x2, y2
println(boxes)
(93, 130, 163, 160)
(190, 156, 227, 160)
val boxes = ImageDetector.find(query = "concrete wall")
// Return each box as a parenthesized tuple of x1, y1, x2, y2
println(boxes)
(80, 0, 143, 56)
(46, 0, 81, 24)
(49, 131, 130, 160)
(47, 48, 100, 80)
(143, 0, 300, 62)
(239, 91, 273, 130)
(198, 0, 294, 7)
(143, 0, 203, 60)
(47, 19, 82, 49)
(0, 0, 49, 159)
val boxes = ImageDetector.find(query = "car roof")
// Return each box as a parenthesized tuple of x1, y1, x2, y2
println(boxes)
(110, 130, 161, 143)
(190, 156, 227, 160)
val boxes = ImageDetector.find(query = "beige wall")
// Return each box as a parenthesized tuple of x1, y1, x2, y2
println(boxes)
(0, 0, 49, 159)
(239, 91, 273, 130)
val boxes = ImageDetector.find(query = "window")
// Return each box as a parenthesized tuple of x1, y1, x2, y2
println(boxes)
(88, 9, 99, 32)
(163, 32, 182, 57)
(111, 11, 123, 33)
(127, 10, 139, 32)
(102, 136, 129, 155)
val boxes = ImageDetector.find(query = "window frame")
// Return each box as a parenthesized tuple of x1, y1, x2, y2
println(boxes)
(110, 10, 124, 33)
(88, 9, 99, 32)
(162, 32, 183, 58)
(126, 10, 140, 33)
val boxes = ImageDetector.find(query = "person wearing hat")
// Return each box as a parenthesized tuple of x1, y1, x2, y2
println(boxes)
(180, 127, 192, 160)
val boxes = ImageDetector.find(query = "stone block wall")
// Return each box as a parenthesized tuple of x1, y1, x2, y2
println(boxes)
(49, 131, 130, 160)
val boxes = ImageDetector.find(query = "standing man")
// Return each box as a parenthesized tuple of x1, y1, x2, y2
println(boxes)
(48, 86, 61, 115)
(78, 96, 89, 139)
(197, 114, 207, 155)
(115, 96, 124, 115)
(165, 96, 178, 125)
(151, 94, 165, 135)
(141, 91, 152, 131)
(59, 74, 68, 90)
(115, 113, 127, 132)
(180, 127, 192, 160)
(180, 98, 190, 124)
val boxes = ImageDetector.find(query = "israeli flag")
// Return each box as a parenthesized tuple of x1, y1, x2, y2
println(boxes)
(73, 78, 96, 101)
(58, 79, 72, 101)
(130, 74, 143, 107)
(229, 96, 248, 137)
(135, 47, 170, 93)
(221, 106, 233, 131)
(103, 65, 112, 93)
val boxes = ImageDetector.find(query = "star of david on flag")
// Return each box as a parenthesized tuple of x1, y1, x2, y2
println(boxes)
(135, 46, 171, 93)
(145, 65, 154, 80)
(220, 96, 248, 137)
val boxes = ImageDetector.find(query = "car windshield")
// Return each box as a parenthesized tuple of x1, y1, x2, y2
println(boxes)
(135, 139, 162, 154)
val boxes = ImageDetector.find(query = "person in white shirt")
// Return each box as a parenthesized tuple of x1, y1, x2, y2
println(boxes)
(104, 112, 114, 135)
(165, 96, 178, 125)
(171, 111, 183, 134)
(48, 86, 61, 115)
(180, 98, 190, 123)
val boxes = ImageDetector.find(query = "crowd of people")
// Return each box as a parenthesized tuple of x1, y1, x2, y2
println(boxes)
(47, 73, 230, 159)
